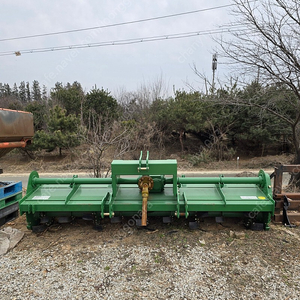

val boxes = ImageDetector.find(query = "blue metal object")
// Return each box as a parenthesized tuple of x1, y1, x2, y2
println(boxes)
(0, 181, 22, 225)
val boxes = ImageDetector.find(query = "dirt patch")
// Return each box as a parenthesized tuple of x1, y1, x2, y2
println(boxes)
(4, 213, 300, 260)
(0, 149, 293, 174)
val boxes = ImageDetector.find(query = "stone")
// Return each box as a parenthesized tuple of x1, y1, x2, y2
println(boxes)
(0, 227, 24, 255)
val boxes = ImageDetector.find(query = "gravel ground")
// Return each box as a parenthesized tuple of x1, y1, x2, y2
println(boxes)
(1, 215, 300, 300)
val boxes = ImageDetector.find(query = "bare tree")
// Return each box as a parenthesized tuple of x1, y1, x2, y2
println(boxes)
(82, 117, 134, 178)
(189, 63, 213, 95)
(218, 0, 300, 163)
(115, 78, 167, 156)
(116, 75, 168, 115)
(0, 96, 23, 110)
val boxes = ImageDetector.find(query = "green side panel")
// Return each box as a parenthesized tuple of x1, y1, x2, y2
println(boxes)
(179, 183, 274, 212)
(19, 184, 111, 213)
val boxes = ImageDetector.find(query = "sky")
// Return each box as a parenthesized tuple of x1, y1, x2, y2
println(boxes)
(0, 0, 234, 97)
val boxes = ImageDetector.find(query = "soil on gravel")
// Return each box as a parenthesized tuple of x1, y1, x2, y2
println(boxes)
(1, 214, 300, 299)
(6, 214, 300, 257)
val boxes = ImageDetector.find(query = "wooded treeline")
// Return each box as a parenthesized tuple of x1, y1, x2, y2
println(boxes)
(0, 79, 294, 167)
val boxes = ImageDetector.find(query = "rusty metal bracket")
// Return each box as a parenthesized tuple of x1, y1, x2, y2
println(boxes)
(273, 165, 300, 224)
(283, 195, 296, 228)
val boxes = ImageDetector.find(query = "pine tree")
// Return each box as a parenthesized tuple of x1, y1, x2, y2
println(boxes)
(4, 84, 11, 96)
(50, 81, 83, 116)
(25, 101, 47, 131)
(84, 87, 119, 128)
(32, 80, 41, 102)
(33, 105, 80, 155)
(26, 82, 31, 102)
(42, 85, 48, 102)
(19, 81, 26, 103)
(12, 83, 19, 98)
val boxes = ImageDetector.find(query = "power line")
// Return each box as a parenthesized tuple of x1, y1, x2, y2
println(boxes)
(0, 3, 237, 42)
(0, 27, 249, 57)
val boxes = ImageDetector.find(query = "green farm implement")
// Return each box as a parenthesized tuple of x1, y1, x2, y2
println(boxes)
(19, 151, 275, 231)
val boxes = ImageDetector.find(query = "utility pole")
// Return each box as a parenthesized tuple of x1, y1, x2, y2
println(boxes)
(212, 53, 217, 95)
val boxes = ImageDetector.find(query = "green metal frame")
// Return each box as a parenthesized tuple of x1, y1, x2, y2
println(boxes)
(19, 151, 275, 230)
(111, 150, 177, 196)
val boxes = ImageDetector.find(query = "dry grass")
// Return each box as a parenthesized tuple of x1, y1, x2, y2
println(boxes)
(0, 144, 294, 175)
